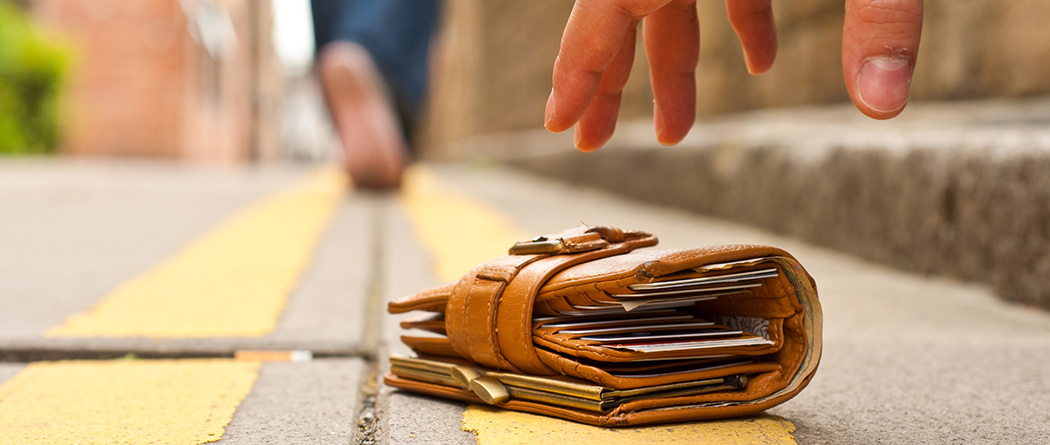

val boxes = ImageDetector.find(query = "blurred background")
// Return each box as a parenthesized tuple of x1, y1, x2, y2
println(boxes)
(5, 0, 1050, 160)
(3, 0, 1050, 308)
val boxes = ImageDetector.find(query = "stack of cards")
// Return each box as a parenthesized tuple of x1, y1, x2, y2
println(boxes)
(532, 266, 780, 372)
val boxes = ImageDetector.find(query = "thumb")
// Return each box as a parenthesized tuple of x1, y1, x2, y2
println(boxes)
(842, 0, 924, 119)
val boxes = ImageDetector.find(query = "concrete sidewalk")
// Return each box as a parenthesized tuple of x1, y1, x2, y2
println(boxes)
(0, 160, 373, 359)
(0, 159, 1048, 444)
(0, 160, 373, 444)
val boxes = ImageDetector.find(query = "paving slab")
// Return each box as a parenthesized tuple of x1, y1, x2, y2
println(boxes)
(218, 358, 365, 444)
(385, 164, 1050, 445)
(267, 195, 375, 349)
(0, 160, 301, 339)
(0, 357, 362, 444)
(0, 160, 376, 358)
(377, 198, 478, 445)
(381, 388, 474, 445)
(0, 364, 22, 384)
(0, 160, 377, 443)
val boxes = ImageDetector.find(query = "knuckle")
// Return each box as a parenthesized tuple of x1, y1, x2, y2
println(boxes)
(851, 0, 924, 24)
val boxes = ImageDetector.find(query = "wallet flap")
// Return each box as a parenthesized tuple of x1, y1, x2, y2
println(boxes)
(388, 281, 456, 314)
(444, 226, 658, 372)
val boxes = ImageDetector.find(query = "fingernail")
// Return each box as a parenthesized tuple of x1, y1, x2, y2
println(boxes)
(743, 56, 758, 76)
(858, 56, 912, 113)
(544, 89, 555, 129)
(654, 101, 666, 141)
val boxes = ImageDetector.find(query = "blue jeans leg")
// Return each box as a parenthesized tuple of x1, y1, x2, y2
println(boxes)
(311, 0, 439, 141)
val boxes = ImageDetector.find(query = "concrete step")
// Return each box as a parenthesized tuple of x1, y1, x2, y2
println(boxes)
(458, 97, 1050, 309)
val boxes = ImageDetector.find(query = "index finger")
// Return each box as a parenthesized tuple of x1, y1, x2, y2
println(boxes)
(546, 0, 672, 133)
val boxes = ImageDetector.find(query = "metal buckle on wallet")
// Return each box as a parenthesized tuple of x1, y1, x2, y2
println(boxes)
(509, 236, 565, 255)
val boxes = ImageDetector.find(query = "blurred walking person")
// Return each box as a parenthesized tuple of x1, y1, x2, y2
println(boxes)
(312, 0, 439, 189)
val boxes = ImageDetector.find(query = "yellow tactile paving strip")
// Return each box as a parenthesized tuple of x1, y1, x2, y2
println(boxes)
(0, 359, 260, 445)
(399, 166, 799, 445)
(400, 166, 528, 282)
(463, 406, 798, 445)
(48, 167, 347, 338)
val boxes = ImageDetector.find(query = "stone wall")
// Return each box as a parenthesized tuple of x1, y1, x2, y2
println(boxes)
(31, 0, 282, 161)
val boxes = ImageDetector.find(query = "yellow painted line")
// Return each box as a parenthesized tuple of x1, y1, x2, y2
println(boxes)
(463, 406, 797, 445)
(400, 166, 528, 282)
(48, 167, 346, 338)
(399, 166, 799, 444)
(0, 359, 260, 444)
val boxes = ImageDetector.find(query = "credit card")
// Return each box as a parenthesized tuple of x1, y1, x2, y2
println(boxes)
(612, 336, 774, 353)
(558, 321, 715, 336)
(693, 258, 772, 273)
(608, 358, 754, 378)
(580, 328, 742, 343)
(609, 283, 763, 299)
(627, 268, 778, 292)
(533, 309, 682, 323)
(539, 313, 696, 329)
(553, 308, 630, 316)
(617, 290, 747, 312)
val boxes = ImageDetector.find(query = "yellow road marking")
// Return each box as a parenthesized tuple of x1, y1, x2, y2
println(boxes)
(48, 167, 346, 337)
(400, 166, 528, 282)
(399, 166, 799, 444)
(0, 359, 260, 445)
(463, 406, 797, 445)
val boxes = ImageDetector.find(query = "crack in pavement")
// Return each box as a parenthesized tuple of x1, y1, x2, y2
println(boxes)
(354, 194, 395, 445)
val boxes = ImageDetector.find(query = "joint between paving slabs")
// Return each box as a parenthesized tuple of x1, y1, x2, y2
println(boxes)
(0, 347, 374, 364)
(351, 196, 392, 445)
(359, 193, 391, 353)
(352, 194, 396, 444)
(354, 359, 381, 445)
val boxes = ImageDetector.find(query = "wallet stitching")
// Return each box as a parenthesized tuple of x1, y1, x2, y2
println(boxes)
(479, 277, 517, 371)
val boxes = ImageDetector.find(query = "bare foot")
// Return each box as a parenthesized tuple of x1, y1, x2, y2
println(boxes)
(318, 42, 408, 190)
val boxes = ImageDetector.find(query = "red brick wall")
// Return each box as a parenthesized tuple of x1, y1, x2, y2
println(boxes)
(31, 0, 280, 161)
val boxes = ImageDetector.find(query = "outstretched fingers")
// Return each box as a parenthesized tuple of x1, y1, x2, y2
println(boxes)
(725, 0, 777, 74)
(842, 0, 924, 119)
(546, 0, 652, 134)
(644, 0, 700, 145)
(573, 23, 640, 151)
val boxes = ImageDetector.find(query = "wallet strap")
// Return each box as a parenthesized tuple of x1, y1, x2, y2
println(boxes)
(445, 225, 657, 374)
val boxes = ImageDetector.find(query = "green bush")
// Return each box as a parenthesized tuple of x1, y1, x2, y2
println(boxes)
(0, 0, 70, 154)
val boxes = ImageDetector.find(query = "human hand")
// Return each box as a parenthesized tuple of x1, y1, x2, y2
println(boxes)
(545, 0, 924, 151)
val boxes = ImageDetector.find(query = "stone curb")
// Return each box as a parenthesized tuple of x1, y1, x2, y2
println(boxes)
(448, 98, 1050, 309)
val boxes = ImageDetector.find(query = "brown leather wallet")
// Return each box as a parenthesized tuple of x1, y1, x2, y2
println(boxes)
(386, 225, 822, 426)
